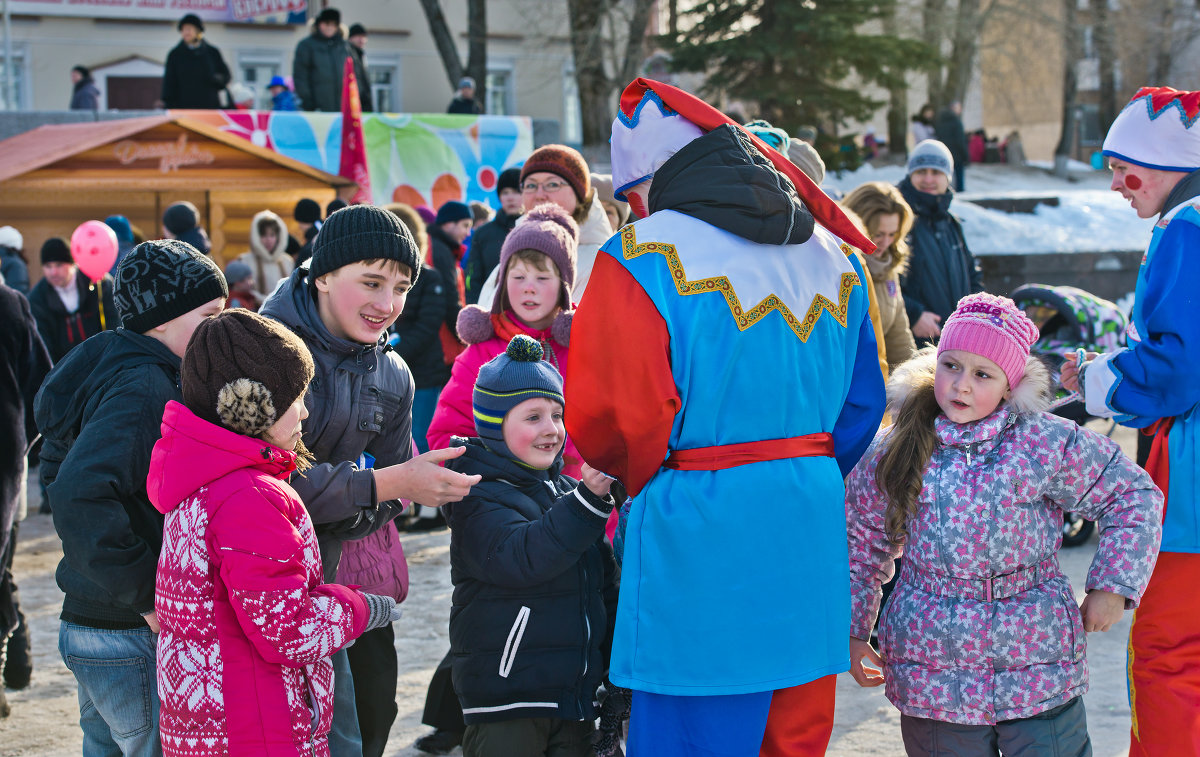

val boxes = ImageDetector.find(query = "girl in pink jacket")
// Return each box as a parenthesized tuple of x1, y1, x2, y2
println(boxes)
(147, 309, 399, 757)
(845, 293, 1162, 755)
(427, 204, 581, 475)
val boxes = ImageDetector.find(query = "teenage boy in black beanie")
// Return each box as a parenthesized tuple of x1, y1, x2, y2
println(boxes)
(259, 204, 480, 756)
(33, 239, 227, 755)
(465, 167, 524, 304)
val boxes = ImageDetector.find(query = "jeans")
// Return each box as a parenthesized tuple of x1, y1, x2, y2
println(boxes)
(329, 647, 364, 757)
(58, 621, 161, 757)
(411, 386, 443, 454)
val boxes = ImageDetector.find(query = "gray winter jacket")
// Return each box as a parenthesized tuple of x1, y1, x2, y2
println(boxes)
(260, 266, 415, 579)
(293, 32, 353, 112)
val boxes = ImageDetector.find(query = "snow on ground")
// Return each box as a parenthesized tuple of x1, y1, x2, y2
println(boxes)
(823, 162, 1155, 255)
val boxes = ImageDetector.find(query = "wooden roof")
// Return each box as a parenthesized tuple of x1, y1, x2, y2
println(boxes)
(0, 115, 354, 190)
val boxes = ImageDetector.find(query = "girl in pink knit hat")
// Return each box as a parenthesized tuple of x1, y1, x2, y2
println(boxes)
(843, 292, 1163, 755)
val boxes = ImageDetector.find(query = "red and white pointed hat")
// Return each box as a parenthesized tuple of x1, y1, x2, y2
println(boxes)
(1102, 86, 1200, 171)
(609, 77, 874, 254)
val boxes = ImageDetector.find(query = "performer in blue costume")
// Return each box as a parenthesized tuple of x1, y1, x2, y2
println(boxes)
(565, 79, 885, 756)
(1063, 85, 1200, 756)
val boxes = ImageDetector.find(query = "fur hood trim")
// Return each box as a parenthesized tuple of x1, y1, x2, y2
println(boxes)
(887, 347, 1054, 416)
(249, 210, 289, 262)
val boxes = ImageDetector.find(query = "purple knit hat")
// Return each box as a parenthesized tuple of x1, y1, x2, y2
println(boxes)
(938, 293, 1040, 388)
(491, 203, 579, 314)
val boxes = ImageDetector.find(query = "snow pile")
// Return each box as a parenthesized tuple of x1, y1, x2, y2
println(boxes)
(822, 163, 1154, 254)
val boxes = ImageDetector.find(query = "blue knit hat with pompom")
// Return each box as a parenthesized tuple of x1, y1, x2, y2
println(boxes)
(473, 335, 565, 463)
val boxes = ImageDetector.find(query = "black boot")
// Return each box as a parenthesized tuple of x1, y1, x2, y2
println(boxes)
(414, 729, 463, 754)
(3, 613, 31, 690)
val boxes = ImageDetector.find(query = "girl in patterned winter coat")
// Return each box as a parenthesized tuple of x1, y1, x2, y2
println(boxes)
(845, 293, 1163, 756)
(147, 309, 400, 757)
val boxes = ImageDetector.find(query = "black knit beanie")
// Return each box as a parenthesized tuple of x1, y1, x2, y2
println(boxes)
(163, 201, 199, 235)
(40, 237, 73, 266)
(294, 198, 322, 224)
(497, 167, 522, 197)
(308, 205, 422, 282)
(113, 239, 228, 333)
(182, 309, 315, 438)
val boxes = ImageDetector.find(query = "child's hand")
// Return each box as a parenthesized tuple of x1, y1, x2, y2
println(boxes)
(1079, 589, 1126, 632)
(580, 463, 614, 499)
(849, 636, 885, 687)
(1059, 351, 1098, 393)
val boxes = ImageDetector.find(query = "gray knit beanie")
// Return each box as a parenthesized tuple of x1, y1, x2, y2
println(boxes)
(113, 239, 228, 333)
(473, 335, 565, 464)
(907, 139, 954, 180)
(309, 205, 422, 283)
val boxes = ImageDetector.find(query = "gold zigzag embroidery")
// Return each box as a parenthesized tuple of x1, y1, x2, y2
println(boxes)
(620, 226, 860, 342)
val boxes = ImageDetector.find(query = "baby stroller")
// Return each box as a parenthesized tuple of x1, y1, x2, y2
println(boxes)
(1011, 284, 1129, 546)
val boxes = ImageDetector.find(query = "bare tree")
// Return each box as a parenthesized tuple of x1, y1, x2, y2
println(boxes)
(417, 0, 488, 111)
(566, 0, 657, 150)
(1054, 0, 1080, 177)
(1090, 0, 1117, 136)
(883, 0, 910, 154)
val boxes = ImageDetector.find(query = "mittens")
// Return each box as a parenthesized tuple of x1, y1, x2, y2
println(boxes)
(360, 592, 400, 631)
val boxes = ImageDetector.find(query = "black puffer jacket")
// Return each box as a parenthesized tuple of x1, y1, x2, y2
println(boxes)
(444, 438, 617, 725)
(260, 266, 414, 579)
(293, 31, 354, 112)
(393, 264, 449, 388)
(28, 272, 115, 363)
(427, 224, 465, 332)
(897, 177, 983, 329)
(650, 124, 814, 245)
(34, 329, 180, 627)
(161, 40, 231, 109)
(465, 210, 520, 305)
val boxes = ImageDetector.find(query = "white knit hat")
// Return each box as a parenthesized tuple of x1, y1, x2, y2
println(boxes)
(1102, 87, 1200, 172)
(0, 226, 22, 251)
(907, 139, 954, 180)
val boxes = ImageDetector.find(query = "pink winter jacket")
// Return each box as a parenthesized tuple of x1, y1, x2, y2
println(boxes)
(148, 401, 370, 757)
(845, 353, 1163, 725)
(426, 308, 582, 477)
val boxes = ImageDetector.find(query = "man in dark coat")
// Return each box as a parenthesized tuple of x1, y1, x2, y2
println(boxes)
(465, 167, 524, 304)
(161, 14, 231, 109)
(347, 22, 373, 113)
(934, 100, 969, 191)
(69, 66, 100, 110)
(293, 7, 355, 112)
(447, 76, 483, 115)
(27, 238, 115, 363)
(897, 139, 983, 344)
(0, 285, 51, 719)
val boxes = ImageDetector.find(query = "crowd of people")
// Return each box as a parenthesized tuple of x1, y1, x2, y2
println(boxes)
(1, 79, 1198, 757)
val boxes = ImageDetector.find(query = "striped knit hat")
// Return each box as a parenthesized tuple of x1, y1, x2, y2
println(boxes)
(473, 335, 564, 464)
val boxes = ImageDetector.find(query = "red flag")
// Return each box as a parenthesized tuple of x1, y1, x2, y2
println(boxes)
(339, 56, 372, 204)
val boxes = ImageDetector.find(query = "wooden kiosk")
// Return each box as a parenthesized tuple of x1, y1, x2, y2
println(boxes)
(0, 115, 354, 278)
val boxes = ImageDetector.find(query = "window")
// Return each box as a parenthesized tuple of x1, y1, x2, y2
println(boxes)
(0, 46, 29, 111)
(562, 62, 581, 145)
(486, 65, 513, 116)
(238, 52, 283, 110)
(368, 55, 400, 113)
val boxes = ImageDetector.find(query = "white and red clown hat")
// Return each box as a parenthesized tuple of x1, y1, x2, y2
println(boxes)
(1102, 86, 1200, 172)
(609, 77, 875, 254)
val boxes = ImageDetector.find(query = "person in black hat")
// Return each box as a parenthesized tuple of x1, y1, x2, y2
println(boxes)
(347, 22, 373, 112)
(161, 13, 231, 109)
(447, 75, 482, 114)
(27, 237, 116, 362)
(68, 65, 100, 111)
(465, 167, 524, 304)
(291, 197, 322, 265)
(293, 7, 367, 112)
(34, 239, 227, 755)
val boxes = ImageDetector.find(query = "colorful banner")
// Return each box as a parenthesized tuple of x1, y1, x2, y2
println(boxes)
(339, 58, 371, 205)
(182, 109, 535, 210)
(8, 0, 306, 24)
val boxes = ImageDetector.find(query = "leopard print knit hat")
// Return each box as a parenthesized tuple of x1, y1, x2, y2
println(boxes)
(181, 308, 314, 439)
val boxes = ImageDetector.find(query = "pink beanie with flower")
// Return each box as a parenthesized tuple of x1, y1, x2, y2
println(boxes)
(938, 293, 1040, 388)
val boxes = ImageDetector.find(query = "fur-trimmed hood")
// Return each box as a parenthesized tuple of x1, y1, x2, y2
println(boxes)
(886, 347, 1054, 417)
(249, 210, 290, 263)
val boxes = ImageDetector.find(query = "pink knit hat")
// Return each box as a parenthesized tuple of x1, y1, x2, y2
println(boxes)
(938, 293, 1040, 388)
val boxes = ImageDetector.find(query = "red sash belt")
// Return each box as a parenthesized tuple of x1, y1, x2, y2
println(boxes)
(663, 433, 834, 471)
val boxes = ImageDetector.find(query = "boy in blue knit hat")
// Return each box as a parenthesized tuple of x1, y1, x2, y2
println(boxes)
(444, 335, 618, 757)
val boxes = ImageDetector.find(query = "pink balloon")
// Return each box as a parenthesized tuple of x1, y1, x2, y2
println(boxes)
(70, 220, 119, 282)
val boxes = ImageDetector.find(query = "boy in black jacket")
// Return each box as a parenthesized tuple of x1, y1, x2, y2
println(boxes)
(33, 240, 227, 755)
(445, 335, 617, 757)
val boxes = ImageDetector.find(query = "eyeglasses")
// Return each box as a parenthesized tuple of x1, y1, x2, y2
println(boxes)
(521, 180, 569, 194)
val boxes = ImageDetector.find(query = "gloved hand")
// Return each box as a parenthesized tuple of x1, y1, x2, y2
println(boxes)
(593, 683, 631, 757)
(360, 592, 401, 631)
